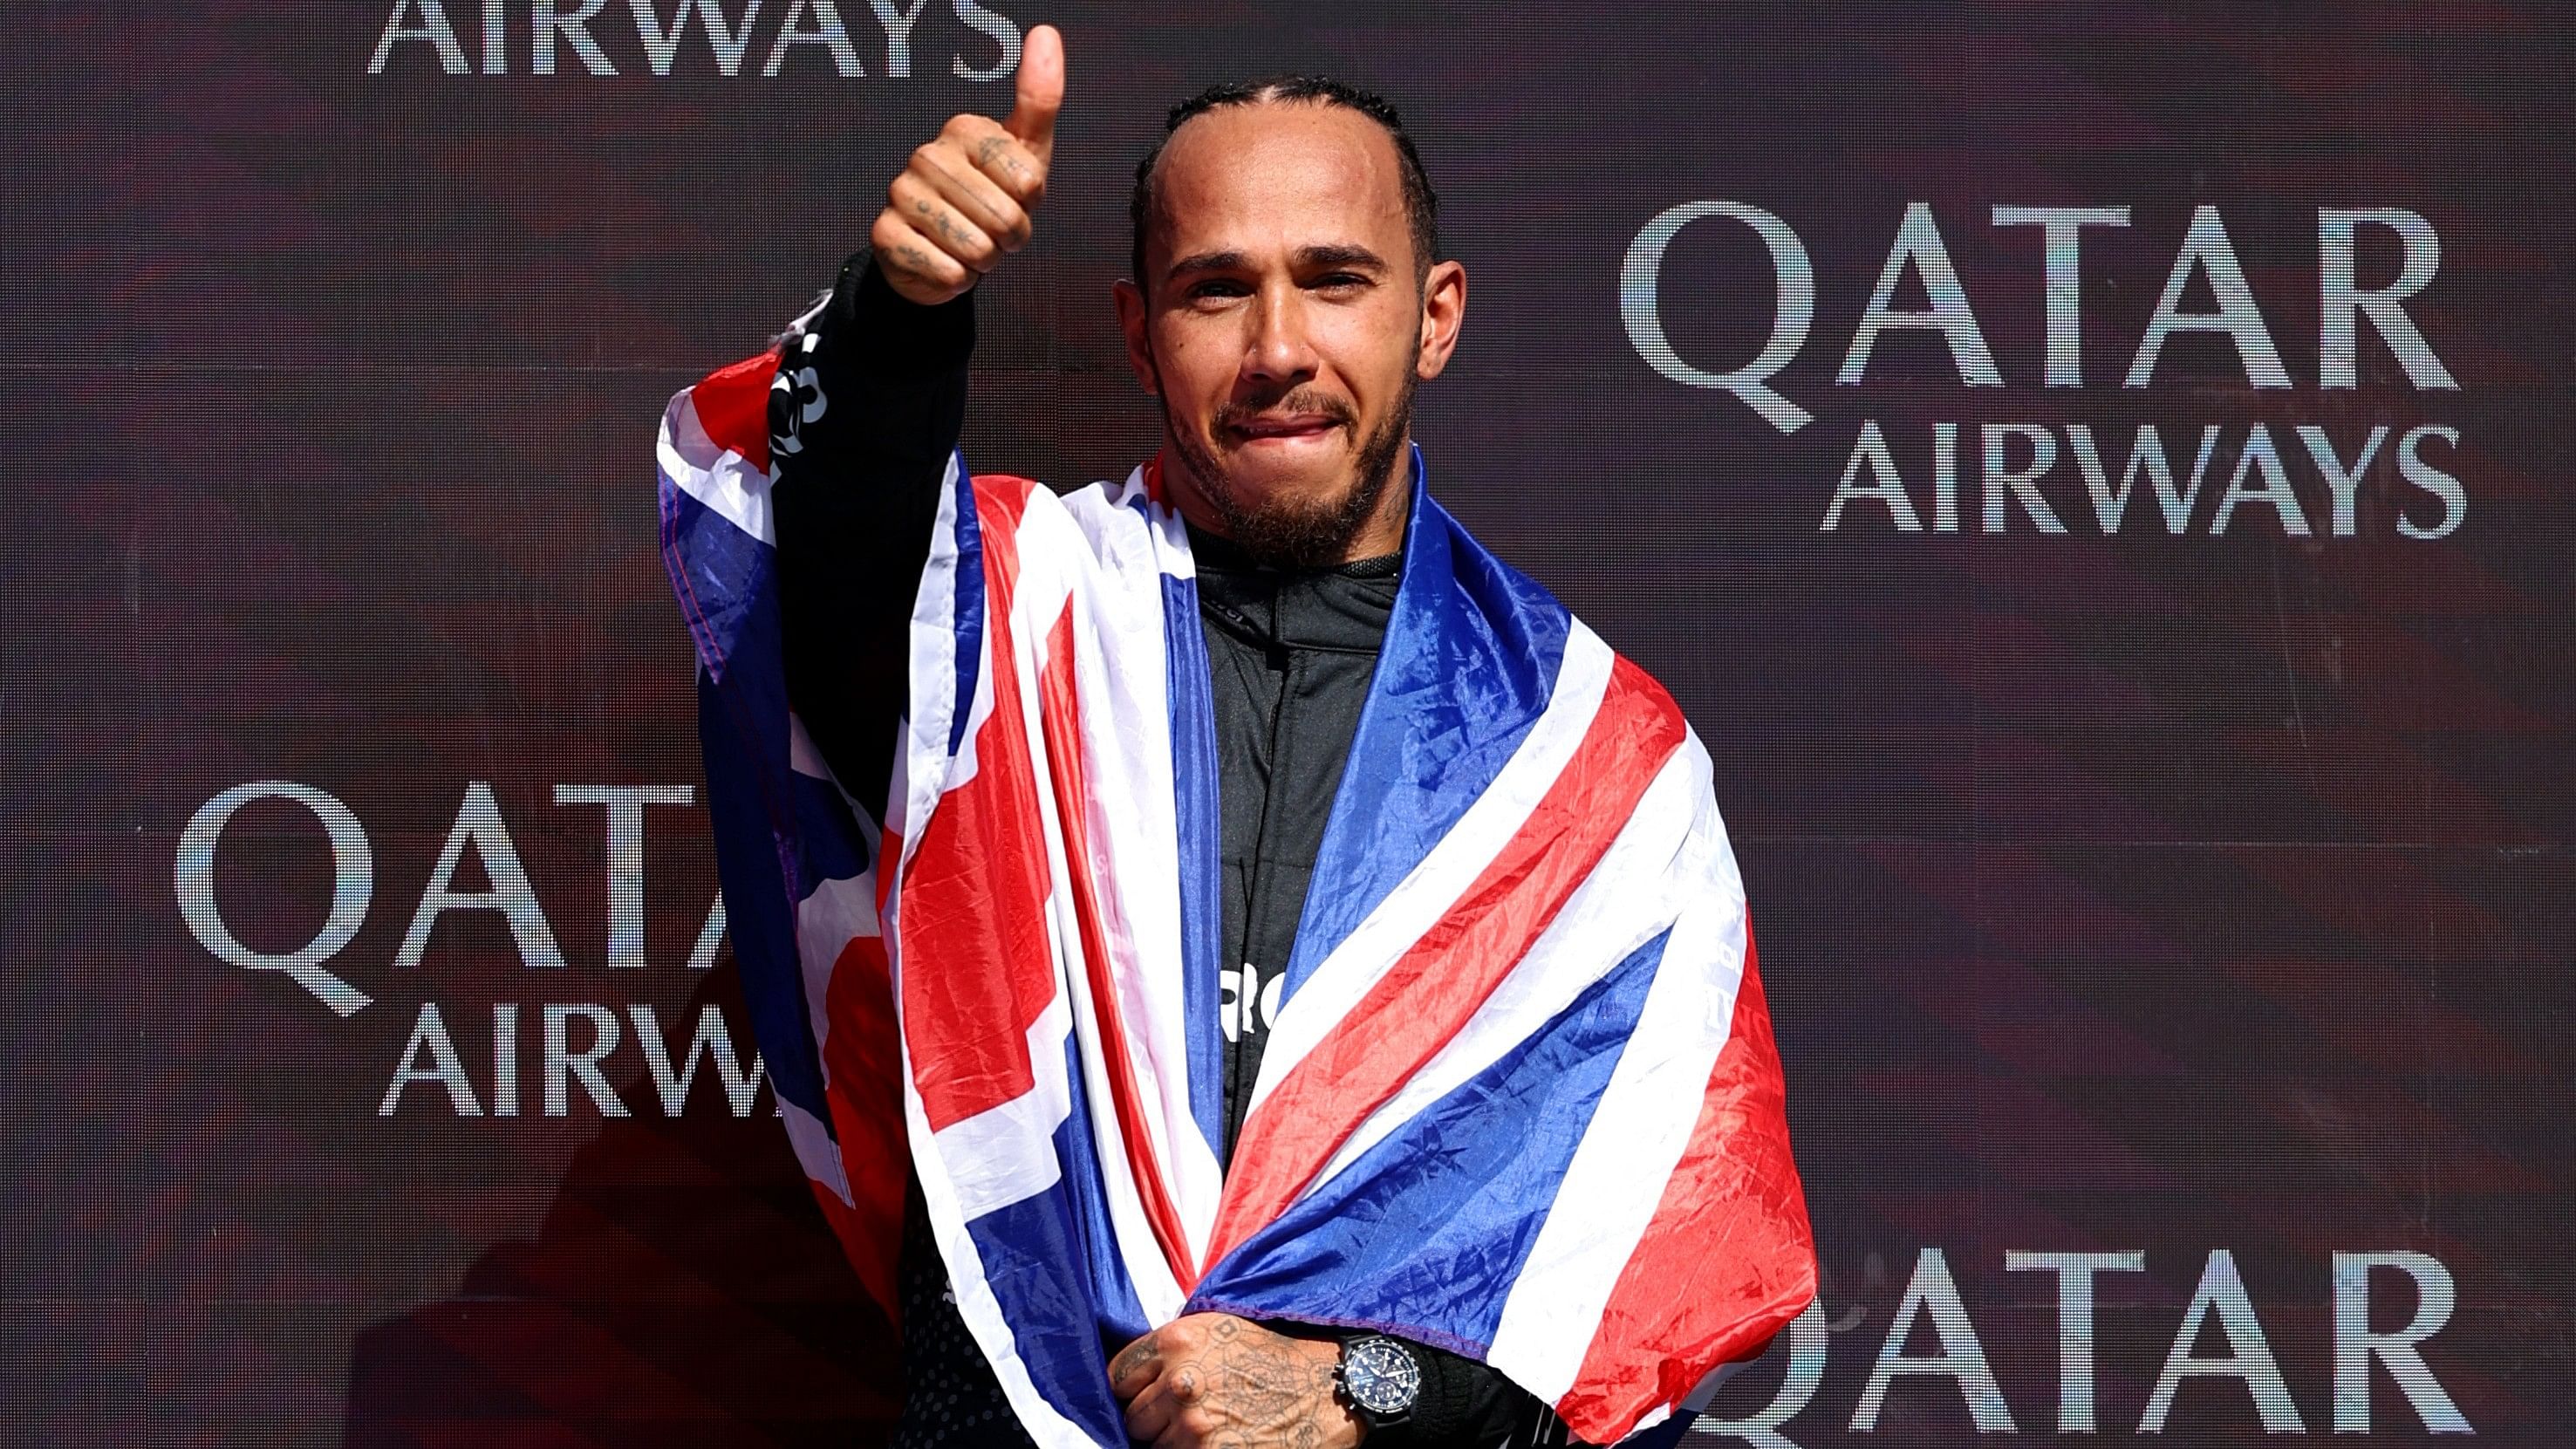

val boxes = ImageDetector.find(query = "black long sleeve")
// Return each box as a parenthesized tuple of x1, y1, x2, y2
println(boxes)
(763, 255, 1547, 1449)
(772, 251, 974, 823)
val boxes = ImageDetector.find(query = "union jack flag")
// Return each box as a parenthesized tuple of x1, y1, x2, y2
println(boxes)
(658, 338, 1816, 1447)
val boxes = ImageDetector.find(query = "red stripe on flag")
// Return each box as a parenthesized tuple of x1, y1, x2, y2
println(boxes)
(874, 827, 903, 919)
(818, 933, 908, 1329)
(1035, 604, 1199, 1291)
(1206, 655, 1686, 1268)
(689, 347, 780, 473)
(899, 475, 1057, 1131)
(969, 471, 1039, 532)
(1553, 929, 1817, 1445)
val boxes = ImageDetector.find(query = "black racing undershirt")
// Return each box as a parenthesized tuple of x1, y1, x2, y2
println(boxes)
(1192, 524, 1400, 1154)
(769, 253, 1546, 1449)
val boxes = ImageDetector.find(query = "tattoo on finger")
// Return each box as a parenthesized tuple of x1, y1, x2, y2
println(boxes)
(1111, 1334, 1159, 1388)
(976, 133, 1023, 181)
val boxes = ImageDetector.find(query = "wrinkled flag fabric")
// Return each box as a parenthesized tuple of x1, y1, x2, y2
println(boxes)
(657, 338, 1816, 1446)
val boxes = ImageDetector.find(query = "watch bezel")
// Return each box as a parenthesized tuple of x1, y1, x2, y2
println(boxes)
(1336, 1334, 1422, 1424)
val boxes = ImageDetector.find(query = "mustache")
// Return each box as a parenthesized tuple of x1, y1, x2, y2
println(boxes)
(1213, 391, 1356, 435)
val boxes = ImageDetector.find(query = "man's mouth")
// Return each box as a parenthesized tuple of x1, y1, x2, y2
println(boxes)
(1226, 413, 1343, 446)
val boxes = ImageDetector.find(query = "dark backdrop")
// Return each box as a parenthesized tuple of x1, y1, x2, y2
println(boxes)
(6, 2, 2570, 1444)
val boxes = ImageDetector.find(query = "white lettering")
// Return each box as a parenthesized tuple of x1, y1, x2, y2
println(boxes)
(1820, 420, 1919, 531)
(762, 0, 863, 75)
(368, 0, 471, 74)
(1849, 1247, 2015, 1432)
(2006, 1249, 2146, 1432)
(380, 1001, 482, 1115)
(1698, 1299, 1829, 1449)
(2333, 1250, 2470, 1432)
(626, 0, 764, 76)
(2140, 1248, 2305, 1432)
(2128, 205, 2292, 389)
(869, 0, 932, 76)
(543, 1002, 630, 1116)
(2295, 424, 2392, 537)
(631, 1003, 766, 1115)
(532, 0, 618, 74)
(1982, 420, 2066, 533)
(1931, 420, 1960, 532)
(2209, 422, 2310, 537)
(555, 783, 694, 967)
(492, 1001, 521, 1116)
(2395, 425, 2466, 540)
(947, 0, 1017, 80)
(2320, 208, 2456, 390)
(1992, 205, 2130, 386)
(175, 782, 374, 1016)
(1840, 202, 2001, 389)
(1622, 202, 1817, 434)
(2065, 423, 2222, 534)
(396, 780, 568, 972)
(688, 892, 729, 970)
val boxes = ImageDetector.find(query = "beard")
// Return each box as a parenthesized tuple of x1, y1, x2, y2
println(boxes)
(1161, 372, 1416, 570)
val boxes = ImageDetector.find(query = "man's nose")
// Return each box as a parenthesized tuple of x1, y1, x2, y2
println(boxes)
(1242, 279, 1319, 386)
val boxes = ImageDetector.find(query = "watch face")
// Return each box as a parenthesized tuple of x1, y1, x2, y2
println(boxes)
(1342, 1336, 1421, 1418)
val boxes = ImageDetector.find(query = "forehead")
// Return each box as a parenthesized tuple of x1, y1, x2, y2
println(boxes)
(1147, 101, 1410, 264)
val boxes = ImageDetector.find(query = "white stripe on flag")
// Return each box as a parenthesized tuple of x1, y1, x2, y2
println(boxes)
(1486, 729, 1750, 1405)
(1008, 501, 1187, 1319)
(1307, 736, 1702, 1191)
(931, 988, 1077, 1217)
(1247, 622, 1618, 1114)
(657, 389, 775, 544)
(900, 1029, 1100, 1449)
(796, 871, 877, 1059)
(1059, 484, 1224, 1263)
(781, 1097, 855, 1206)
(896, 454, 980, 877)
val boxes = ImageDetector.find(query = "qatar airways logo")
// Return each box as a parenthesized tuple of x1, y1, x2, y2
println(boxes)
(1622, 202, 2466, 539)
(174, 780, 757, 1122)
(366, 0, 1022, 79)
(1698, 1247, 2469, 1446)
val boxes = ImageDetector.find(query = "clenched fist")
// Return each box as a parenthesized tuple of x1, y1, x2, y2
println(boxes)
(1110, 1313, 1366, 1449)
(871, 23, 1063, 305)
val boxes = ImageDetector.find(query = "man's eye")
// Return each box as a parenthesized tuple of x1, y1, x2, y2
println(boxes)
(1311, 273, 1368, 290)
(1191, 280, 1250, 299)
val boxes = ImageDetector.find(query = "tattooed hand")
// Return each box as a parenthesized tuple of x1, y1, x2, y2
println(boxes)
(869, 24, 1063, 306)
(1110, 1313, 1365, 1448)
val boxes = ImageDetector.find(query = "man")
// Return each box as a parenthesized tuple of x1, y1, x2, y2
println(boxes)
(658, 24, 1814, 1449)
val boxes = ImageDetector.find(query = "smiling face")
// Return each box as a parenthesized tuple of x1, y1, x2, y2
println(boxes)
(1114, 100, 1466, 567)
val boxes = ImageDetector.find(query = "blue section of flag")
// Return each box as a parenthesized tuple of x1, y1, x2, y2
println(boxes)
(1283, 445, 1574, 1005)
(1192, 926, 1671, 1351)
(1053, 1033, 1151, 1346)
(946, 451, 986, 756)
(960, 1036, 1138, 1446)
(1155, 555, 1229, 1163)
(665, 481, 833, 1128)
(790, 769, 870, 885)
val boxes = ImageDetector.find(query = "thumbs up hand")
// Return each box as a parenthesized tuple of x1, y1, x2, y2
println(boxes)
(871, 23, 1064, 306)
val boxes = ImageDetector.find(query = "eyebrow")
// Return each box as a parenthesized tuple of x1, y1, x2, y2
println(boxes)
(1165, 243, 1392, 283)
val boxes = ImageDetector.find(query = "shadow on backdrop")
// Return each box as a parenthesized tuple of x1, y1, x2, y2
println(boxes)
(339, 960, 901, 1447)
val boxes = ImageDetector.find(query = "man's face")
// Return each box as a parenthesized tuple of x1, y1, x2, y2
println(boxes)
(1115, 102, 1465, 566)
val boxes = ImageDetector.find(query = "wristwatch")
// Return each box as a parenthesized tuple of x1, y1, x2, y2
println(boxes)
(1335, 1334, 1422, 1429)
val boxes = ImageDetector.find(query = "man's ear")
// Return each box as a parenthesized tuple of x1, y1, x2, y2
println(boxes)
(1112, 277, 1159, 397)
(1415, 258, 1467, 381)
